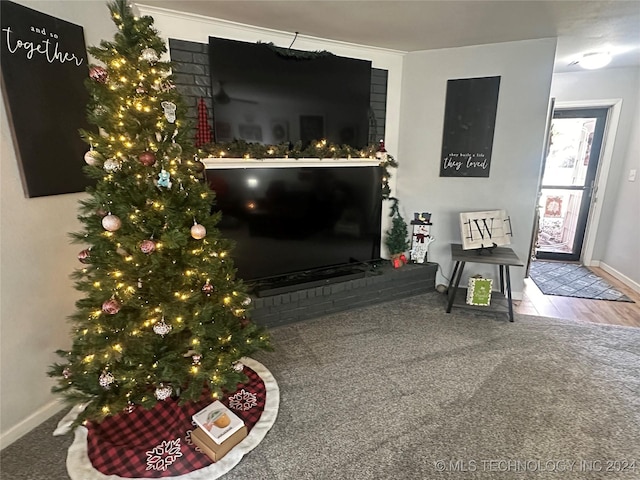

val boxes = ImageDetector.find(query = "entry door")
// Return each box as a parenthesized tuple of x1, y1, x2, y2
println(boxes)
(535, 108, 607, 261)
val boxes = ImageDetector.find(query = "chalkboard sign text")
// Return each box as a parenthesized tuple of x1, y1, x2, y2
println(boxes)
(440, 76, 501, 178)
(1, 0, 92, 198)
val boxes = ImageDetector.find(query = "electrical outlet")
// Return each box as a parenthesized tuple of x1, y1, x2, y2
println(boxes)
(629, 169, 637, 182)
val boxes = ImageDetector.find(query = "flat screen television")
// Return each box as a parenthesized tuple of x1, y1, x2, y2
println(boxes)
(207, 165, 383, 286)
(208, 36, 372, 148)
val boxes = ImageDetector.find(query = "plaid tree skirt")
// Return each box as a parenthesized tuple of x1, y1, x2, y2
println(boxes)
(55, 358, 279, 480)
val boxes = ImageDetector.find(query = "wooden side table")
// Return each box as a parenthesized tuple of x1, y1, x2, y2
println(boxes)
(446, 243, 524, 322)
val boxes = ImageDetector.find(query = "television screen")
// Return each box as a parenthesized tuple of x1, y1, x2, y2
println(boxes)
(207, 165, 383, 282)
(208, 36, 372, 148)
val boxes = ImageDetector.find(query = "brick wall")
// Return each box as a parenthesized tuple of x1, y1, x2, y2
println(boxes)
(168, 38, 387, 144)
(250, 263, 437, 328)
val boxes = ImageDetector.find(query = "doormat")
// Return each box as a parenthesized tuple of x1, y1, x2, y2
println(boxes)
(529, 261, 634, 302)
(54, 357, 279, 480)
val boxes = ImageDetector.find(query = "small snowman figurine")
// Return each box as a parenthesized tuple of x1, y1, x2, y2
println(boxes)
(157, 169, 172, 188)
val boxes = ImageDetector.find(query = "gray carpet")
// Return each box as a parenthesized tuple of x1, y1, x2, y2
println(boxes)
(529, 261, 633, 302)
(2, 292, 639, 479)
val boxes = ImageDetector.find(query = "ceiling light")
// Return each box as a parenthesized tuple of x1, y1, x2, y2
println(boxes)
(579, 52, 612, 70)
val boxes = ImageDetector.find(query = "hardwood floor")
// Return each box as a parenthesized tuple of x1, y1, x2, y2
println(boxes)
(514, 266, 640, 327)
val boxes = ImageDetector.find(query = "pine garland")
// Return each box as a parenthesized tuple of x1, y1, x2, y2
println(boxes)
(200, 139, 398, 199)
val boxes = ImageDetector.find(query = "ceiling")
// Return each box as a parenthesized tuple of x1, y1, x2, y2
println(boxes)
(138, 0, 640, 73)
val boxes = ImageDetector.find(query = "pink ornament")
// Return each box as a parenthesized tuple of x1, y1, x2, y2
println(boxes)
(102, 298, 121, 315)
(102, 214, 122, 232)
(140, 239, 156, 254)
(62, 367, 72, 379)
(89, 66, 108, 83)
(192, 354, 202, 365)
(78, 249, 91, 264)
(201, 281, 214, 295)
(138, 150, 156, 167)
(191, 223, 206, 240)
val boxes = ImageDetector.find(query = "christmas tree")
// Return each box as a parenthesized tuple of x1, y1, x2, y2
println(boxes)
(384, 197, 410, 265)
(48, 0, 271, 425)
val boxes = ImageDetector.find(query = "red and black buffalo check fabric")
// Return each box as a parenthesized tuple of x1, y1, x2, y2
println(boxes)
(194, 98, 212, 148)
(86, 367, 266, 477)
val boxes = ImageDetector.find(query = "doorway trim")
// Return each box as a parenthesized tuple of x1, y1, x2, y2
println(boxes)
(552, 99, 622, 266)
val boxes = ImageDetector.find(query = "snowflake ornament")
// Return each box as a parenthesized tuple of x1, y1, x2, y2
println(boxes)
(228, 388, 257, 411)
(145, 438, 183, 471)
(99, 371, 115, 389)
(155, 384, 173, 400)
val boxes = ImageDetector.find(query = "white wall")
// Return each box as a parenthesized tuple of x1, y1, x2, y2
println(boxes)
(396, 38, 557, 294)
(550, 68, 640, 289)
(0, 0, 117, 449)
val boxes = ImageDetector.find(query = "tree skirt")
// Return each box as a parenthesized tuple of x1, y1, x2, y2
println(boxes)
(54, 358, 279, 480)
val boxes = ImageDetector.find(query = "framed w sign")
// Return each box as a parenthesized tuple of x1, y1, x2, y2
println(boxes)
(460, 210, 512, 250)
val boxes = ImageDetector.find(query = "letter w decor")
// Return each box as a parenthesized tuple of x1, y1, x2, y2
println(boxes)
(460, 210, 512, 250)
(440, 76, 501, 178)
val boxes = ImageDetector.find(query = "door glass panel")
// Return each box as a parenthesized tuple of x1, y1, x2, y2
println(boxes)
(543, 117, 596, 187)
(538, 188, 584, 254)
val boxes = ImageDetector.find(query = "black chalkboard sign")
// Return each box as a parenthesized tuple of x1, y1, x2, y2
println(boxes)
(440, 76, 500, 178)
(1, 1, 92, 197)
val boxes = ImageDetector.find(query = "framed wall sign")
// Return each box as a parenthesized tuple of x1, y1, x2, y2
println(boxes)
(440, 76, 501, 178)
(1, 0, 92, 197)
(459, 209, 512, 250)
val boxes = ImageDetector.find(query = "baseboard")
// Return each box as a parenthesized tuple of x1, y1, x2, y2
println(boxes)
(597, 262, 640, 293)
(0, 399, 65, 450)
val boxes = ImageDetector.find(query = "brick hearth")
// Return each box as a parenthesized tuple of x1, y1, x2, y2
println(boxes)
(251, 263, 437, 328)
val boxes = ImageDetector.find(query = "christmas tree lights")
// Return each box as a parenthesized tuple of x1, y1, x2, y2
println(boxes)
(48, 0, 271, 425)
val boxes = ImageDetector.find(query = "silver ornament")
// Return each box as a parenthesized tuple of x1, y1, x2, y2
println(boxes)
(153, 318, 172, 336)
(103, 158, 121, 172)
(84, 149, 103, 166)
(140, 47, 159, 63)
(232, 361, 244, 372)
(155, 384, 173, 400)
(161, 101, 177, 123)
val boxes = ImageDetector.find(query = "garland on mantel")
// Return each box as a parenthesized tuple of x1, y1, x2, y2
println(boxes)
(199, 139, 398, 199)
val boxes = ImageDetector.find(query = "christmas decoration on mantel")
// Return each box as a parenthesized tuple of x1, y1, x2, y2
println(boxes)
(194, 97, 212, 147)
(48, 0, 271, 426)
(200, 138, 398, 199)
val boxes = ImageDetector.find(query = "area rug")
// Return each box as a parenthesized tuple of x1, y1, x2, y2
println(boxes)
(529, 261, 633, 302)
(53, 357, 279, 480)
